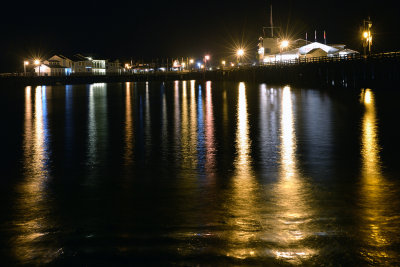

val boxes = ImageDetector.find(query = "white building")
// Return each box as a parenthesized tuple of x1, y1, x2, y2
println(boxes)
(258, 38, 359, 64)
(34, 60, 72, 76)
(35, 54, 122, 75)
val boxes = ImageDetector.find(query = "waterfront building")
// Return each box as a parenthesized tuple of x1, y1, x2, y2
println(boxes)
(34, 60, 72, 76)
(258, 38, 359, 64)
(107, 59, 123, 74)
(47, 55, 74, 68)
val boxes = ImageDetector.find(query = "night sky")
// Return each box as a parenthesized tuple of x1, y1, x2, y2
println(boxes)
(1, 0, 398, 72)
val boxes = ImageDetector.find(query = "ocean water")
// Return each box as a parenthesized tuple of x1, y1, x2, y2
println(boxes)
(0, 81, 400, 265)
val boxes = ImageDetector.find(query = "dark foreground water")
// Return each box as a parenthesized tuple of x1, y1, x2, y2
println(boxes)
(1, 81, 400, 265)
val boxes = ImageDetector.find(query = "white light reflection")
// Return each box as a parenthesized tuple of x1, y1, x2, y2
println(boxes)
(181, 81, 197, 169)
(144, 82, 151, 158)
(205, 81, 216, 175)
(87, 83, 107, 169)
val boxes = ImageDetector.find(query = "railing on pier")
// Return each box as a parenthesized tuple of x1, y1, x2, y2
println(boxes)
(260, 51, 400, 66)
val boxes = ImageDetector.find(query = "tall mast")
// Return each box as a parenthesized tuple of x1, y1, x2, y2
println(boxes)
(270, 5, 273, 37)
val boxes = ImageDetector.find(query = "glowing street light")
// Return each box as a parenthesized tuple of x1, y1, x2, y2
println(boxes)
(236, 49, 245, 64)
(23, 61, 29, 76)
(204, 55, 210, 70)
(34, 59, 41, 76)
(362, 17, 373, 57)
(280, 40, 289, 49)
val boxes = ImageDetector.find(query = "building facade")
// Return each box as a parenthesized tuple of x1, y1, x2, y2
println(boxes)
(258, 38, 359, 64)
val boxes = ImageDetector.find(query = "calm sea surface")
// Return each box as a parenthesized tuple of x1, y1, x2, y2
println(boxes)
(1, 81, 400, 265)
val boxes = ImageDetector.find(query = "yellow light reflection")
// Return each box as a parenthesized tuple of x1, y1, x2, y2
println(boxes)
(360, 89, 393, 263)
(174, 81, 181, 151)
(124, 82, 133, 164)
(227, 82, 259, 259)
(181, 81, 197, 168)
(273, 86, 315, 263)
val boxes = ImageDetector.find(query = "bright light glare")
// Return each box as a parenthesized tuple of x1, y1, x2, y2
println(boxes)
(237, 49, 244, 56)
(281, 40, 289, 48)
(189, 59, 194, 64)
(222, 60, 226, 65)
(24, 61, 29, 65)
(34, 60, 40, 65)
(205, 55, 210, 61)
(363, 31, 368, 38)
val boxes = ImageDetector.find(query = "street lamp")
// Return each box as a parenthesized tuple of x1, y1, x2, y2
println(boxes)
(204, 55, 210, 70)
(362, 17, 372, 57)
(279, 40, 289, 63)
(236, 49, 245, 64)
(281, 40, 289, 49)
(34, 59, 41, 76)
(23, 61, 29, 76)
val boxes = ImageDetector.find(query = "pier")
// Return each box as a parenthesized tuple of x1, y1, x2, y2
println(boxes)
(1, 52, 399, 89)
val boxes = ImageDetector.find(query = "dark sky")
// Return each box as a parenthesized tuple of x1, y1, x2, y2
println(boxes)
(1, 0, 398, 72)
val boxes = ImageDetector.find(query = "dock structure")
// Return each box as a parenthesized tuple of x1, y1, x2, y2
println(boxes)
(1, 52, 399, 89)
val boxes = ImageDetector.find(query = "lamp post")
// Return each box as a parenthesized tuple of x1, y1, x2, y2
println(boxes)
(204, 55, 210, 70)
(279, 40, 289, 63)
(23, 61, 29, 76)
(189, 59, 194, 71)
(236, 49, 244, 65)
(221, 60, 226, 70)
(34, 59, 41, 76)
(362, 17, 372, 57)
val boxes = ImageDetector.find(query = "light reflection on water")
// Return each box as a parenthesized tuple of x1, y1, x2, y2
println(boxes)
(272, 86, 315, 263)
(359, 89, 397, 264)
(5, 82, 400, 265)
(124, 82, 133, 165)
(14, 86, 58, 263)
(227, 82, 260, 259)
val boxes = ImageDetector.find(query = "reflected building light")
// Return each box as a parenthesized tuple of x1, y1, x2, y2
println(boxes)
(87, 84, 97, 166)
(15, 86, 53, 262)
(181, 80, 195, 168)
(174, 81, 181, 152)
(272, 86, 315, 262)
(87, 83, 107, 168)
(65, 85, 73, 161)
(281, 86, 296, 174)
(205, 81, 216, 173)
(197, 83, 205, 171)
(236, 82, 251, 170)
(189, 80, 197, 168)
(360, 88, 392, 262)
(227, 82, 260, 258)
(161, 83, 168, 155)
(124, 82, 134, 164)
(145, 81, 151, 154)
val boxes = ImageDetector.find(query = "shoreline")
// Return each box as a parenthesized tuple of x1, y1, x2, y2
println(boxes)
(1, 57, 399, 89)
